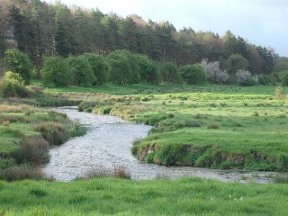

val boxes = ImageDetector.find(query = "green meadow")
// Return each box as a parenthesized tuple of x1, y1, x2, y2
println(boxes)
(1, 83, 288, 215)
(1, 178, 288, 216)
(75, 84, 288, 171)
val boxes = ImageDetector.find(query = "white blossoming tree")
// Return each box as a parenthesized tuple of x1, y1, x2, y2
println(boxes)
(201, 59, 229, 84)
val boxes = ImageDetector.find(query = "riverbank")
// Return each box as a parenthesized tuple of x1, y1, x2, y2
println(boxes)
(75, 84, 288, 171)
(0, 102, 86, 181)
(43, 107, 285, 183)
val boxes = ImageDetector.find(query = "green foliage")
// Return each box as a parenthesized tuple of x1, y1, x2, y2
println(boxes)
(0, 71, 31, 98)
(41, 56, 72, 87)
(4, 49, 33, 84)
(225, 54, 249, 75)
(107, 50, 134, 85)
(258, 74, 276, 85)
(13, 137, 50, 165)
(159, 62, 182, 83)
(109, 50, 141, 84)
(134, 53, 160, 84)
(280, 70, 288, 86)
(81, 53, 109, 85)
(67, 56, 95, 86)
(33, 122, 69, 146)
(179, 64, 206, 84)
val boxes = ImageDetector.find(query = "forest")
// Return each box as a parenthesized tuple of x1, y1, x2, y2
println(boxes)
(1, 0, 288, 80)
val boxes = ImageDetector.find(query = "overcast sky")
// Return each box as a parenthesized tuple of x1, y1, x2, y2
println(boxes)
(44, 0, 288, 56)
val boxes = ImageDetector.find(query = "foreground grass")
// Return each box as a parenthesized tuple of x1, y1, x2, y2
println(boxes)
(0, 177, 288, 216)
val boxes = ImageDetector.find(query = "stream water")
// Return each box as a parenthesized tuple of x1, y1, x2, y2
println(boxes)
(43, 107, 284, 183)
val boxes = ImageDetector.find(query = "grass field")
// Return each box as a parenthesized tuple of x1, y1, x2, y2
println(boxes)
(73, 84, 288, 171)
(0, 177, 288, 216)
(1, 83, 288, 215)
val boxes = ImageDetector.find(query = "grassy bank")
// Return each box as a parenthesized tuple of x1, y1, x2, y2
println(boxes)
(73, 84, 288, 171)
(0, 101, 86, 181)
(0, 177, 288, 215)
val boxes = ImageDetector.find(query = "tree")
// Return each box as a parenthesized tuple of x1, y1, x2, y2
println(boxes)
(202, 60, 229, 84)
(179, 64, 206, 85)
(274, 57, 288, 72)
(159, 62, 181, 83)
(82, 53, 109, 85)
(225, 54, 249, 75)
(235, 70, 254, 86)
(4, 49, 33, 84)
(41, 56, 72, 87)
(0, 71, 30, 98)
(280, 71, 288, 86)
(67, 56, 95, 86)
(134, 53, 160, 84)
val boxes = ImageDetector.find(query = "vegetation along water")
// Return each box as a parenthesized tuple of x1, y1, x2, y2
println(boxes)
(1, 0, 288, 215)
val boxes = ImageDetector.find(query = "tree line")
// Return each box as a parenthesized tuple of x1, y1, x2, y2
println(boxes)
(1, 0, 288, 90)
(1, 0, 288, 73)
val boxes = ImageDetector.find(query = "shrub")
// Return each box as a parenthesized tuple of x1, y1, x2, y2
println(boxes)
(235, 70, 255, 86)
(202, 60, 229, 83)
(258, 74, 276, 85)
(67, 56, 95, 86)
(207, 124, 219, 129)
(33, 122, 69, 146)
(4, 49, 33, 84)
(280, 71, 288, 86)
(134, 53, 160, 84)
(275, 86, 286, 99)
(41, 56, 72, 87)
(0, 71, 31, 98)
(225, 54, 249, 75)
(159, 62, 182, 83)
(81, 165, 131, 179)
(82, 53, 110, 85)
(13, 136, 50, 165)
(107, 51, 134, 85)
(179, 64, 206, 84)
(0, 165, 43, 181)
(114, 50, 141, 84)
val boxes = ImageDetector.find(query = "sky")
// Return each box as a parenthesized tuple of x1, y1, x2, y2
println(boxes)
(44, 0, 288, 56)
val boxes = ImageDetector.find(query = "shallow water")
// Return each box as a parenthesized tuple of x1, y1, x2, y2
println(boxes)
(43, 107, 284, 183)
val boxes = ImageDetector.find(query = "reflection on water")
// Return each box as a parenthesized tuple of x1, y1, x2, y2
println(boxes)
(43, 107, 283, 183)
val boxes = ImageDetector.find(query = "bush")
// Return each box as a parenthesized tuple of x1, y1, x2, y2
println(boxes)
(41, 56, 72, 87)
(134, 53, 160, 84)
(0, 165, 43, 181)
(280, 71, 288, 86)
(4, 49, 33, 84)
(179, 64, 206, 84)
(113, 50, 141, 84)
(258, 74, 276, 85)
(235, 70, 255, 86)
(0, 71, 31, 98)
(225, 54, 249, 75)
(159, 62, 182, 83)
(67, 56, 95, 86)
(82, 53, 110, 85)
(13, 136, 50, 165)
(33, 122, 69, 146)
(202, 60, 229, 83)
(107, 51, 134, 85)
